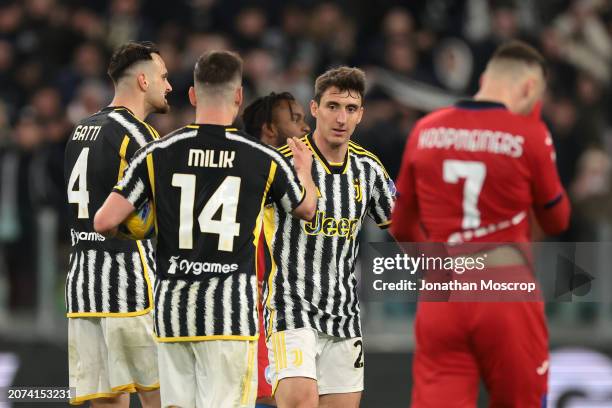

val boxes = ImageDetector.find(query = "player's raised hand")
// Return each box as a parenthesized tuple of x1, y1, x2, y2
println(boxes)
(288, 137, 313, 176)
(288, 137, 317, 221)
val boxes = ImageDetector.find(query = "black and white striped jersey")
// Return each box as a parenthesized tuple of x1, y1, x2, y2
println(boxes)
(64, 106, 158, 317)
(113, 124, 305, 341)
(263, 134, 395, 339)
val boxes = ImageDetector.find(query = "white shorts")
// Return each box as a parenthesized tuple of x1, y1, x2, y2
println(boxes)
(158, 340, 257, 408)
(68, 312, 159, 405)
(267, 327, 364, 395)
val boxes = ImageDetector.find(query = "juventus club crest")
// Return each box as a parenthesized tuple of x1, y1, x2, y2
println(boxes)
(354, 178, 362, 202)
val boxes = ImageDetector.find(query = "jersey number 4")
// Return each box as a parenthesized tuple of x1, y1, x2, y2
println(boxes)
(442, 160, 486, 229)
(67, 148, 90, 219)
(172, 174, 241, 252)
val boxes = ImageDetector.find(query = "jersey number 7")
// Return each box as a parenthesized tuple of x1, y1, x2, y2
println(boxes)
(442, 160, 486, 229)
(172, 174, 241, 251)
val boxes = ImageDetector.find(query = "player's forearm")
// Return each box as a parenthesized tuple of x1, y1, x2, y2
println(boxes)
(94, 192, 135, 236)
(293, 175, 317, 221)
(534, 192, 571, 236)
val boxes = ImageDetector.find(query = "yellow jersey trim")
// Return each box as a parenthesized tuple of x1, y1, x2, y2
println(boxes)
(70, 382, 160, 404)
(120, 107, 160, 140)
(136, 241, 155, 308)
(263, 204, 278, 338)
(241, 340, 257, 404)
(117, 135, 130, 182)
(270, 331, 288, 396)
(304, 137, 331, 174)
(253, 162, 277, 322)
(70, 391, 123, 405)
(146, 153, 157, 235)
(111, 381, 160, 393)
(253, 162, 277, 247)
(67, 307, 151, 318)
(277, 135, 308, 157)
(156, 334, 258, 342)
(348, 142, 389, 179)
(377, 220, 392, 227)
(142, 121, 159, 140)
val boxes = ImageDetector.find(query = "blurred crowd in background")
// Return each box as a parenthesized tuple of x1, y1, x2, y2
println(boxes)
(0, 0, 611, 312)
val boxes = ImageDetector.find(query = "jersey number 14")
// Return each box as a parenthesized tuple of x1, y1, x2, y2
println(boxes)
(172, 174, 241, 252)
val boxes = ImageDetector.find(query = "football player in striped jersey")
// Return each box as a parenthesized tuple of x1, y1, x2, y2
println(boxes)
(263, 67, 395, 408)
(94, 51, 318, 408)
(64, 41, 171, 407)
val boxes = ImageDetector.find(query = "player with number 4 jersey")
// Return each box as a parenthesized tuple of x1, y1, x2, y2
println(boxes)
(94, 51, 317, 408)
(63, 41, 171, 407)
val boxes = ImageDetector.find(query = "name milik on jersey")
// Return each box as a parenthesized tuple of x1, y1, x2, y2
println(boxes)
(188, 148, 236, 168)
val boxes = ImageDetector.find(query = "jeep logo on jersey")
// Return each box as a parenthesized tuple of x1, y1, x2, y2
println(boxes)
(167, 255, 238, 276)
(303, 211, 359, 240)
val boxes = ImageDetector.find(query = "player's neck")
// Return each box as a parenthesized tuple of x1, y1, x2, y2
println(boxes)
(194, 107, 235, 126)
(312, 129, 348, 163)
(109, 84, 152, 121)
(473, 85, 510, 109)
(109, 94, 149, 121)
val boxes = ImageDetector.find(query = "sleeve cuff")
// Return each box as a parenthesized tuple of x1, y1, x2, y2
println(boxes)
(543, 193, 563, 209)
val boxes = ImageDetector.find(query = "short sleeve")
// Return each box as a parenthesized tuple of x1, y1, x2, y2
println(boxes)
(267, 156, 305, 213)
(367, 162, 396, 228)
(113, 147, 154, 210)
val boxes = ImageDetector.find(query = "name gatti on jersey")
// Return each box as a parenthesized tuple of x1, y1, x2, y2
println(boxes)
(71, 125, 102, 142)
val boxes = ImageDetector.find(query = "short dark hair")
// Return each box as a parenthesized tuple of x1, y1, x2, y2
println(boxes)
(194, 50, 243, 87)
(107, 41, 159, 84)
(242, 92, 296, 139)
(314, 66, 366, 104)
(490, 40, 546, 74)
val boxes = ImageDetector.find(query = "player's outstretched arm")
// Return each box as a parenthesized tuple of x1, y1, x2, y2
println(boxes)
(288, 137, 317, 221)
(94, 192, 136, 237)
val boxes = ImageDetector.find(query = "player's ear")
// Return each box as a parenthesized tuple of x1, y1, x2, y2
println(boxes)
(310, 100, 318, 118)
(188, 86, 197, 107)
(137, 73, 148, 91)
(263, 122, 277, 138)
(523, 78, 534, 98)
(235, 86, 243, 108)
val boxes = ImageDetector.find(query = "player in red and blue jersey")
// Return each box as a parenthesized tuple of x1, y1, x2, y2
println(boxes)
(392, 41, 570, 407)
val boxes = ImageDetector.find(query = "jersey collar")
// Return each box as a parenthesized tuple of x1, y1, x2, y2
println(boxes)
(186, 124, 239, 137)
(306, 133, 349, 175)
(102, 105, 136, 116)
(455, 100, 507, 110)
